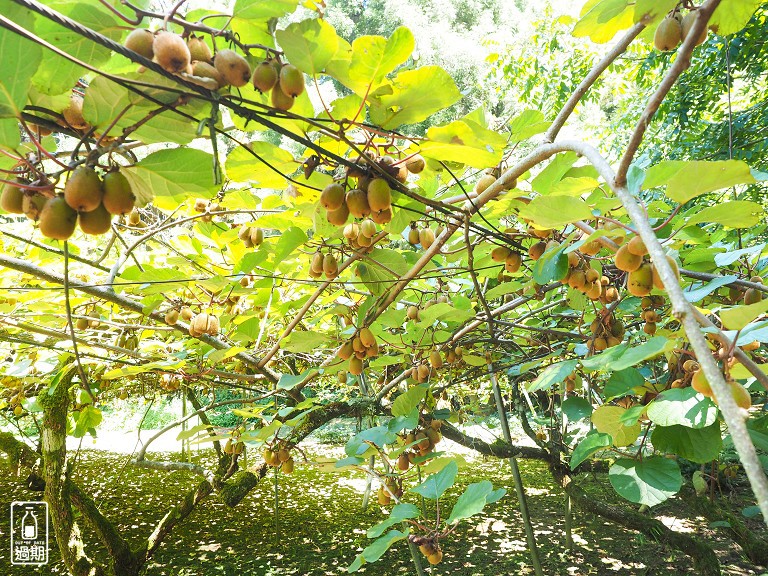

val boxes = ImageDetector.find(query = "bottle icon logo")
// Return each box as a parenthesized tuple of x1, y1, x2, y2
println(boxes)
(10, 502, 48, 565)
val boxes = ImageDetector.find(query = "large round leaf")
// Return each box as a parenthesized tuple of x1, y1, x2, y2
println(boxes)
(609, 457, 682, 507)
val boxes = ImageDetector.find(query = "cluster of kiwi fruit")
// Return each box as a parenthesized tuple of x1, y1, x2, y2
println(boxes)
(396, 420, 443, 471)
(223, 437, 246, 456)
(237, 224, 264, 248)
(2, 167, 135, 241)
(116, 330, 139, 350)
(187, 312, 220, 337)
(691, 361, 751, 410)
(263, 443, 295, 473)
(342, 217, 380, 250)
(159, 373, 182, 392)
(74, 310, 101, 330)
(406, 222, 441, 250)
(564, 371, 582, 394)
(654, 9, 708, 52)
(491, 244, 523, 274)
(640, 295, 665, 335)
(336, 326, 380, 375)
(588, 310, 625, 351)
(193, 197, 222, 222)
(410, 535, 444, 565)
(251, 58, 305, 111)
(309, 250, 339, 280)
(7, 391, 26, 417)
(377, 476, 403, 506)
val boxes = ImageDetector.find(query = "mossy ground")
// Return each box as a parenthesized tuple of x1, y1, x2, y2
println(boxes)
(0, 443, 764, 575)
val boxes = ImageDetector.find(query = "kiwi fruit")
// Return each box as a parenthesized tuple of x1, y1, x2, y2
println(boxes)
(343, 223, 359, 241)
(371, 208, 392, 224)
(408, 226, 420, 245)
(405, 155, 425, 174)
(214, 49, 251, 87)
(39, 196, 78, 240)
(490, 245, 511, 262)
(429, 349, 443, 369)
(367, 178, 391, 212)
(252, 61, 278, 93)
(187, 35, 212, 62)
(337, 341, 354, 360)
(102, 171, 135, 215)
(191, 61, 224, 88)
(250, 227, 264, 246)
(744, 288, 762, 305)
(349, 356, 363, 375)
(278, 64, 305, 97)
(654, 16, 682, 51)
(165, 309, 179, 325)
(124, 28, 155, 59)
(360, 218, 377, 238)
(427, 550, 443, 565)
(614, 244, 642, 272)
(320, 183, 345, 211)
(62, 95, 88, 130)
(64, 166, 103, 212)
(270, 86, 295, 111)
(397, 454, 410, 471)
(407, 305, 419, 320)
(681, 12, 707, 46)
(528, 241, 546, 261)
(691, 369, 712, 397)
(627, 262, 653, 297)
(153, 32, 191, 73)
(0, 179, 25, 213)
(345, 188, 370, 219)
(78, 203, 113, 235)
(474, 173, 496, 195)
(22, 193, 47, 221)
(419, 227, 436, 249)
(323, 253, 338, 279)
(359, 327, 376, 348)
(627, 235, 648, 256)
(326, 202, 350, 226)
(505, 252, 522, 273)
(652, 256, 679, 290)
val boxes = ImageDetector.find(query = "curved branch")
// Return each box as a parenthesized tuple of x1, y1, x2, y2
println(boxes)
(615, 0, 723, 186)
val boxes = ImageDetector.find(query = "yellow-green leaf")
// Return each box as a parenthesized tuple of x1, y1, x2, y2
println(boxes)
(643, 160, 756, 204)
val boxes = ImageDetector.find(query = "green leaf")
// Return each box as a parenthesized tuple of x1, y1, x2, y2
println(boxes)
(582, 337, 671, 372)
(392, 385, 427, 418)
(570, 432, 612, 469)
(604, 368, 645, 400)
(646, 387, 719, 428)
(367, 503, 420, 538)
(532, 242, 569, 284)
(233, 0, 298, 20)
(369, 66, 462, 129)
(687, 201, 763, 228)
(282, 331, 331, 353)
(226, 141, 297, 188)
(651, 423, 722, 464)
(634, 0, 678, 24)
(609, 457, 682, 507)
(208, 347, 246, 364)
(410, 460, 458, 500)
(118, 265, 188, 295)
(348, 529, 409, 571)
(121, 149, 217, 210)
(446, 480, 505, 524)
(528, 360, 578, 392)
(345, 27, 415, 94)
(508, 110, 551, 143)
(710, 0, 762, 35)
(591, 405, 641, 447)
(276, 18, 340, 75)
(573, 0, 634, 43)
(531, 152, 578, 194)
(720, 299, 768, 331)
(32, 2, 122, 95)
(277, 369, 316, 390)
(420, 120, 506, 169)
(518, 196, 594, 229)
(271, 227, 309, 266)
(643, 160, 756, 204)
(0, 3, 42, 135)
(73, 405, 102, 438)
(562, 397, 593, 421)
(683, 275, 739, 303)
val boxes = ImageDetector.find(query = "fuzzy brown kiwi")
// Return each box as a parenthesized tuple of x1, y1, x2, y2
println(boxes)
(320, 183, 345, 211)
(371, 208, 392, 224)
(278, 64, 305, 97)
(367, 178, 392, 212)
(505, 252, 522, 273)
(323, 253, 338, 279)
(270, 86, 295, 111)
(78, 203, 113, 235)
(191, 61, 225, 88)
(528, 241, 546, 261)
(614, 244, 643, 272)
(62, 95, 88, 130)
(22, 193, 47, 221)
(491, 246, 511, 262)
(124, 28, 155, 59)
(405, 155, 425, 174)
(102, 171, 135, 215)
(252, 61, 278, 93)
(0, 179, 25, 214)
(39, 196, 78, 240)
(626, 235, 648, 256)
(214, 49, 251, 87)
(345, 188, 370, 219)
(64, 166, 103, 213)
(153, 32, 191, 73)
(627, 262, 653, 297)
(681, 12, 707, 46)
(474, 173, 496, 195)
(187, 35, 212, 62)
(654, 16, 682, 51)
(326, 202, 350, 226)
(419, 227, 435, 249)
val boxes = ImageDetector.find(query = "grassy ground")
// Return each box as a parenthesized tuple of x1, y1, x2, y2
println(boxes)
(0, 443, 765, 575)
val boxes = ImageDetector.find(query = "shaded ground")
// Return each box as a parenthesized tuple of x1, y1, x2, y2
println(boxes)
(0, 442, 765, 575)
